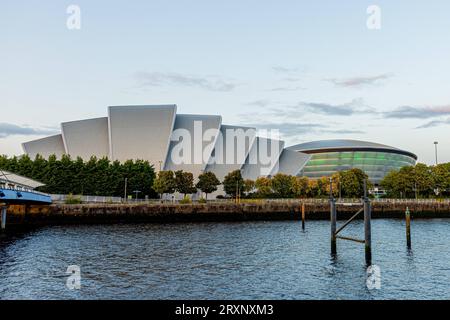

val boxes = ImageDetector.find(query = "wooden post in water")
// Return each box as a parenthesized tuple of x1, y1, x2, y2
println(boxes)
(363, 180, 372, 266)
(301, 202, 306, 230)
(1, 205, 6, 230)
(405, 207, 411, 249)
(330, 178, 337, 255)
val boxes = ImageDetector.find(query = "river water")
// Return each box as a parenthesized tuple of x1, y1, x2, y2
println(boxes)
(0, 219, 449, 300)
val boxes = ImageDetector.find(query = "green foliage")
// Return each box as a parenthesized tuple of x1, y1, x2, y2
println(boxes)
(255, 177, 272, 198)
(337, 168, 371, 198)
(271, 173, 294, 198)
(152, 170, 176, 198)
(198, 197, 207, 204)
(196, 171, 220, 199)
(223, 170, 245, 198)
(175, 170, 197, 196)
(381, 162, 450, 198)
(243, 179, 255, 195)
(179, 195, 192, 204)
(0, 154, 157, 198)
(65, 193, 82, 204)
(291, 176, 309, 198)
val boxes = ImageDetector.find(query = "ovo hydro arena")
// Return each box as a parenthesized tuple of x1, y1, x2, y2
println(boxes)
(21, 105, 417, 189)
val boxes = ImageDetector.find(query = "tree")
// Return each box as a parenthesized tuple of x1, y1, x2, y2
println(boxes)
(223, 170, 244, 198)
(413, 163, 433, 198)
(255, 176, 272, 198)
(381, 163, 450, 199)
(339, 168, 371, 198)
(152, 170, 176, 199)
(175, 170, 197, 197)
(196, 171, 220, 200)
(243, 179, 255, 196)
(271, 173, 294, 198)
(291, 176, 309, 198)
(306, 179, 319, 198)
(432, 163, 450, 196)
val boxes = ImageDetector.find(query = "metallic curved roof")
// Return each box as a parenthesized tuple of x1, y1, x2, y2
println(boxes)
(0, 170, 45, 189)
(287, 139, 417, 160)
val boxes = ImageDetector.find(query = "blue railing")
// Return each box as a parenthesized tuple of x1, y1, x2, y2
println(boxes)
(0, 188, 52, 204)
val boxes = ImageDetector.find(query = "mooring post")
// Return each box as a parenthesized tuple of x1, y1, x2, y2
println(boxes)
(301, 202, 306, 230)
(1, 205, 7, 230)
(363, 180, 372, 266)
(330, 178, 337, 255)
(405, 207, 411, 249)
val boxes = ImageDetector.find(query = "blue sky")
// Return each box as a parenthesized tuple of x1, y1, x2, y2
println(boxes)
(1, 0, 450, 164)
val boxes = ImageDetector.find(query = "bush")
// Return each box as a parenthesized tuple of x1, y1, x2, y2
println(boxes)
(198, 197, 207, 204)
(179, 195, 192, 204)
(65, 193, 82, 204)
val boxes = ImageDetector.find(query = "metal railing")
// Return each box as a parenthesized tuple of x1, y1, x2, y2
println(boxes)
(49, 195, 450, 205)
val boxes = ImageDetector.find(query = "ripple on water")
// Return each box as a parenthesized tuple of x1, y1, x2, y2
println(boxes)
(0, 219, 449, 299)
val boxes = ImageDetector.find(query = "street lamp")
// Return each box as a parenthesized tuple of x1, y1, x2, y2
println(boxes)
(434, 141, 439, 166)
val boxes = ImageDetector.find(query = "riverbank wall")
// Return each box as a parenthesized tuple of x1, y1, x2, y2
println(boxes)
(4, 201, 450, 226)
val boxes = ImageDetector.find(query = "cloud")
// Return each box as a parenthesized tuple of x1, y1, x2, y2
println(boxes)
(133, 71, 237, 92)
(325, 73, 393, 87)
(244, 122, 365, 139)
(384, 105, 450, 119)
(246, 99, 272, 107)
(300, 98, 374, 116)
(325, 129, 365, 134)
(272, 66, 301, 74)
(251, 122, 327, 137)
(416, 118, 450, 129)
(239, 99, 374, 124)
(0, 123, 58, 138)
(268, 86, 305, 92)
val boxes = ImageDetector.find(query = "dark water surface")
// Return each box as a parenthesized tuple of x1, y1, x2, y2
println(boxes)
(0, 219, 449, 299)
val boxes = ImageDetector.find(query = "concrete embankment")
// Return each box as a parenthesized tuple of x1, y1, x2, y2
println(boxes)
(4, 201, 450, 226)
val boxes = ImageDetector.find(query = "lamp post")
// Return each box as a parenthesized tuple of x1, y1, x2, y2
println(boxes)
(434, 141, 439, 166)
(124, 177, 128, 202)
(133, 190, 141, 200)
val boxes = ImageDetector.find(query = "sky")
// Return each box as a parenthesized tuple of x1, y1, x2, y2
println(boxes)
(1, 0, 450, 164)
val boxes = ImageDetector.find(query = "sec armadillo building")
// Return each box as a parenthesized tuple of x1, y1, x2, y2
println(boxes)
(22, 105, 417, 187)
(22, 105, 311, 184)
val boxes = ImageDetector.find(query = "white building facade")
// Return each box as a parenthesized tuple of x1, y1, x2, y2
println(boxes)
(22, 105, 311, 196)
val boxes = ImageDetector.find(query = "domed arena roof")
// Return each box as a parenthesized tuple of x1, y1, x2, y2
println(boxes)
(287, 139, 417, 160)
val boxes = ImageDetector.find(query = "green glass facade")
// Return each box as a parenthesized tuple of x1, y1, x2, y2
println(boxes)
(300, 151, 416, 184)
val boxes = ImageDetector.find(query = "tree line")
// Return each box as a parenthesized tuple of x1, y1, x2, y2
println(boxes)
(0, 154, 157, 198)
(154, 167, 372, 199)
(3, 154, 447, 200)
(380, 162, 450, 198)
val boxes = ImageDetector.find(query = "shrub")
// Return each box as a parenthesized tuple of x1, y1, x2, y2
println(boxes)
(198, 197, 207, 204)
(179, 195, 192, 204)
(65, 193, 82, 204)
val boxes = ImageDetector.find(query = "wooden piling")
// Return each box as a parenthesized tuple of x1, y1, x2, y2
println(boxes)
(406, 207, 411, 249)
(330, 178, 337, 255)
(301, 203, 305, 230)
(330, 199, 337, 255)
(1, 206, 6, 230)
(363, 180, 372, 266)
